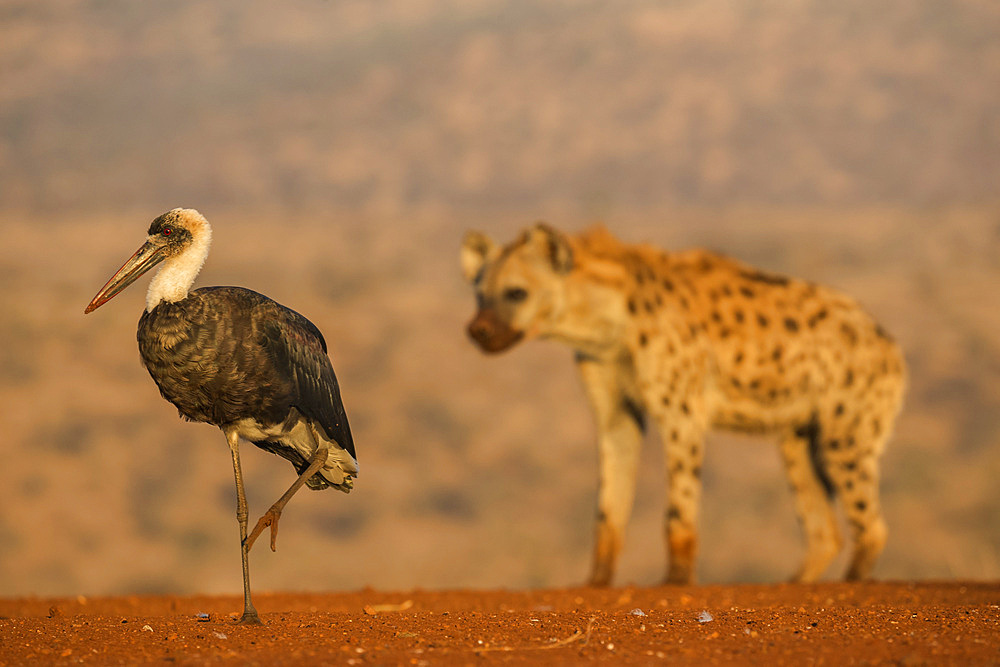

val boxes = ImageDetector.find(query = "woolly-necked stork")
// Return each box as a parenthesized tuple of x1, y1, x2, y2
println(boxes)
(85, 208, 357, 625)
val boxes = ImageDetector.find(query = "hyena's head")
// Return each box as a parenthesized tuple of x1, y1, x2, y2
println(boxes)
(461, 223, 574, 354)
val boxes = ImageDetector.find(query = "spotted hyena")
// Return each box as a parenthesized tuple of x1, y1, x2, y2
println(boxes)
(461, 224, 905, 585)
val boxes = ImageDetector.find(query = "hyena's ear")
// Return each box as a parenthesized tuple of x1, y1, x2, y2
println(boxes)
(527, 223, 573, 274)
(461, 230, 498, 283)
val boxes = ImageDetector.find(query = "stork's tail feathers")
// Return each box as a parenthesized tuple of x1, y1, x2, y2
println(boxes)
(305, 448, 358, 493)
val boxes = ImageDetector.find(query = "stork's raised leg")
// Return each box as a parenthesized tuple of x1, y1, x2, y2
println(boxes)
(246, 423, 329, 553)
(225, 428, 262, 626)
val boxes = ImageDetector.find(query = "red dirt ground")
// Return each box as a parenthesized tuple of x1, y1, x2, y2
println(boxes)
(1, 582, 997, 665)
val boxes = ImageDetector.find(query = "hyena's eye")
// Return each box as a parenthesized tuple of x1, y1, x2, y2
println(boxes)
(502, 287, 529, 303)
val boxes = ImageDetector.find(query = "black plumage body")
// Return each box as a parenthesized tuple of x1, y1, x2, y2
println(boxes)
(138, 286, 356, 491)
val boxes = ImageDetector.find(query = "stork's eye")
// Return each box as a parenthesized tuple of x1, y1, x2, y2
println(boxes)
(502, 287, 529, 303)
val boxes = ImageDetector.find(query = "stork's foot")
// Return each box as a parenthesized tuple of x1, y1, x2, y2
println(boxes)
(245, 507, 282, 553)
(236, 608, 264, 626)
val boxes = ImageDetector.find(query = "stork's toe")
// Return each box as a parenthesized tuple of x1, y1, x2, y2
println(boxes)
(245, 508, 282, 552)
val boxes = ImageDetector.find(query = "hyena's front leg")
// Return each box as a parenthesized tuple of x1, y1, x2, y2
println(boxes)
(577, 356, 644, 587)
(592, 420, 643, 586)
(652, 398, 708, 585)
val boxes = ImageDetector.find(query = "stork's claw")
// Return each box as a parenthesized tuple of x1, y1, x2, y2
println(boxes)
(245, 508, 281, 552)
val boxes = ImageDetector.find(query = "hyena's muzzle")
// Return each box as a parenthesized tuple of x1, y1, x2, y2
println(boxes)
(466, 308, 524, 353)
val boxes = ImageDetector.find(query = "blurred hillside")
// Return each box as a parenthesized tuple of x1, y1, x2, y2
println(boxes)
(3, 0, 999, 214)
(0, 1, 998, 597)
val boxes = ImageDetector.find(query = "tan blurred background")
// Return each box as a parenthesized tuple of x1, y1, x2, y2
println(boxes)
(1, 1, 998, 597)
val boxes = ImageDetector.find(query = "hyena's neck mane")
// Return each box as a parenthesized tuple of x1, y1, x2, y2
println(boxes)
(546, 227, 634, 357)
(571, 226, 656, 289)
(575, 225, 630, 261)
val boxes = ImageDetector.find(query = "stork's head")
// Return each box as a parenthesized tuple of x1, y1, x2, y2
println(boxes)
(85, 208, 213, 313)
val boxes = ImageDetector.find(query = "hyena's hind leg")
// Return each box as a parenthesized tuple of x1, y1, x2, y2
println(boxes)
(823, 419, 892, 581)
(779, 420, 842, 583)
(827, 346, 904, 581)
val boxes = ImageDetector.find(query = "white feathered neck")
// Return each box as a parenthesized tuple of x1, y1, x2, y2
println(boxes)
(145, 209, 213, 312)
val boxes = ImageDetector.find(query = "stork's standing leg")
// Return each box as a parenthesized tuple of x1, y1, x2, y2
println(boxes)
(225, 428, 262, 626)
(246, 423, 329, 553)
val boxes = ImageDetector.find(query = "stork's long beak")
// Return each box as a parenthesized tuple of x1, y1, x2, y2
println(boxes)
(84, 240, 167, 314)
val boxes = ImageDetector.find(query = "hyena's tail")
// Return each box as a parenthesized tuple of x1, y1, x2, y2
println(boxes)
(795, 414, 836, 498)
